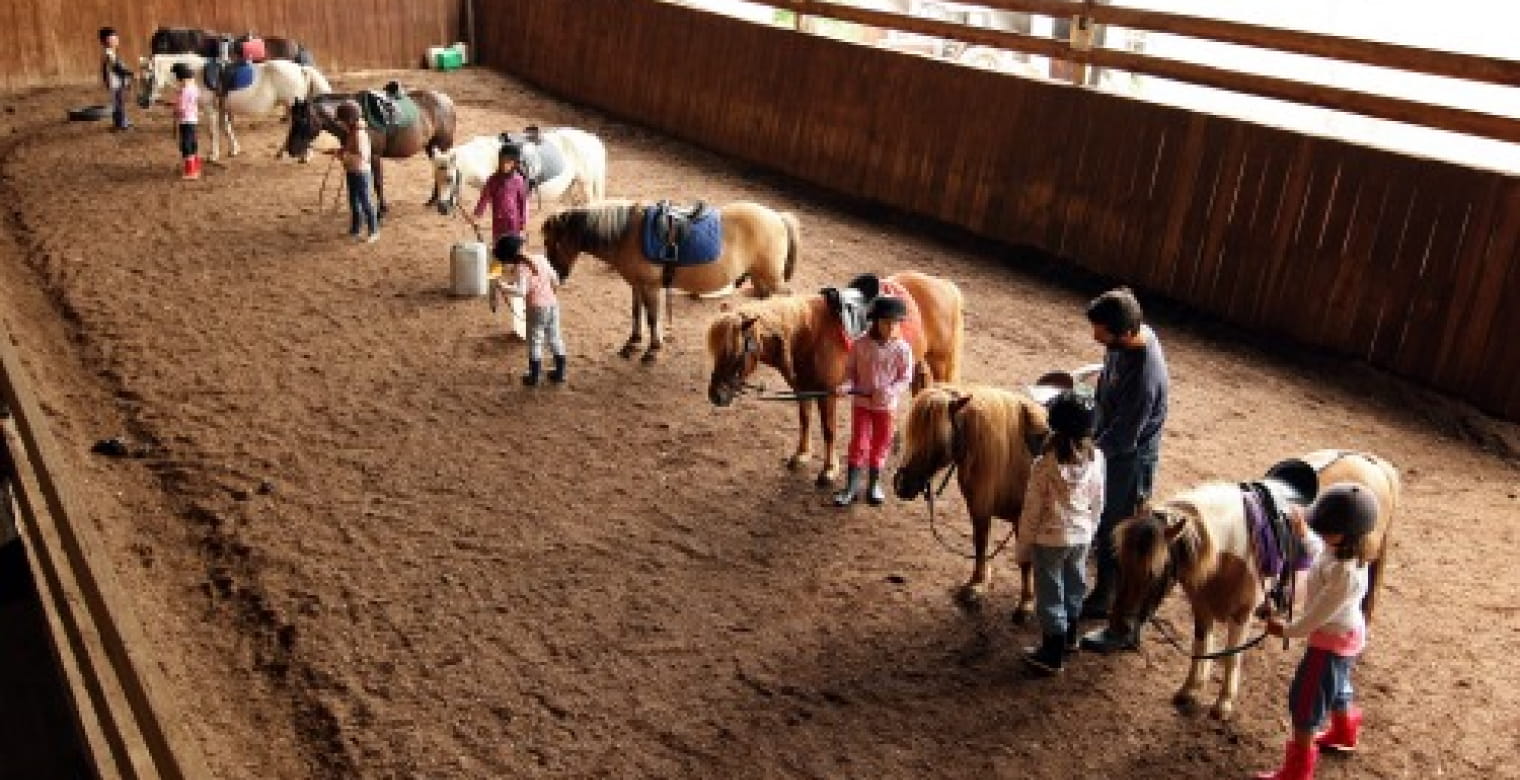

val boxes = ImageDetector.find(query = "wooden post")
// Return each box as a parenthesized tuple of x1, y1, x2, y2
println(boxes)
(1067, 1, 1095, 86)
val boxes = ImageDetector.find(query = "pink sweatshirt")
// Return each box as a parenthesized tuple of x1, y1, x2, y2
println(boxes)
(473, 170, 529, 240)
(176, 82, 199, 124)
(839, 336, 913, 412)
(498, 254, 559, 308)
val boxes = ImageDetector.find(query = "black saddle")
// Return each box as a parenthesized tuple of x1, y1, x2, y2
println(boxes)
(651, 200, 710, 262)
(361, 90, 399, 128)
(821, 273, 883, 341)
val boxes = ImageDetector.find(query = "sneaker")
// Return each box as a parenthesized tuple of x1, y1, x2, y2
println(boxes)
(366, 232, 380, 244)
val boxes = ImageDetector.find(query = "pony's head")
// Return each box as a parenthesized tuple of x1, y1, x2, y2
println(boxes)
(541, 211, 582, 282)
(136, 56, 170, 109)
(894, 387, 970, 500)
(433, 151, 462, 215)
(705, 311, 764, 406)
(282, 98, 324, 162)
(1112, 500, 1217, 622)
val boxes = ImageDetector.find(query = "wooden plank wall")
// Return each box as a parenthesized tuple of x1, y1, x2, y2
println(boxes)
(478, 0, 1520, 422)
(0, 0, 463, 89)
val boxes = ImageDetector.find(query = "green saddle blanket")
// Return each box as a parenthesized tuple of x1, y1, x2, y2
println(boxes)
(360, 91, 419, 131)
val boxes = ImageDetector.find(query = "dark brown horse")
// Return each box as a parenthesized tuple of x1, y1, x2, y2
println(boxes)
(282, 92, 458, 215)
(150, 27, 314, 65)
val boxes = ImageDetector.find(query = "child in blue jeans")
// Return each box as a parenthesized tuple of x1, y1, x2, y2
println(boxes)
(1015, 390, 1105, 675)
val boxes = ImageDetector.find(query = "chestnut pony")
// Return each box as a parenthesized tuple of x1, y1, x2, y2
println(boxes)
(706, 271, 964, 486)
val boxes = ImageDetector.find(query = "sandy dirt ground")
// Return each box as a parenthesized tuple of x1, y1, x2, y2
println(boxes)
(1, 67, 1518, 779)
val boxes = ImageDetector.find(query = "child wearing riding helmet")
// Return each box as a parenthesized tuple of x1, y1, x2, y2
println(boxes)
(1015, 389, 1105, 675)
(492, 235, 566, 386)
(1256, 482, 1380, 780)
(170, 63, 201, 180)
(473, 142, 529, 245)
(832, 296, 913, 508)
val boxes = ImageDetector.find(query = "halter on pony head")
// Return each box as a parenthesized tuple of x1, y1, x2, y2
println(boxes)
(892, 389, 971, 502)
(706, 312, 765, 407)
(1112, 503, 1197, 626)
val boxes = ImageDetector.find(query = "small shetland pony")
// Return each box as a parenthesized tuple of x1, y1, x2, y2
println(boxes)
(432, 129, 608, 214)
(706, 272, 965, 486)
(546, 200, 800, 362)
(893, 386, 1050, 617)
(1112, 449, 1401, 720)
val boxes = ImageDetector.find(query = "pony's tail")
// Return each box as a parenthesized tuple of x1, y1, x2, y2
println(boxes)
(1361, 455, 1403, 623)
(303, 66, 333, 98)
(781, 212, 800, 283)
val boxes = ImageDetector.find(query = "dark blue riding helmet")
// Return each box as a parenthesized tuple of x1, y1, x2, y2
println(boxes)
(1046, 390, 1096, 438)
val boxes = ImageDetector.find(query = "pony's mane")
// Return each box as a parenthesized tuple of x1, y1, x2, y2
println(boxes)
(901, 384, 1045, 514)
(546, 200, 637, 252)
(1115, 484, 1232, 593)
(705, 295, 816, 360)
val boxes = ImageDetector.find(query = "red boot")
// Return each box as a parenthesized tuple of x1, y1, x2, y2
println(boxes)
(1253, 740, 1318, 780)
(188, 155, 203, 180)
(180, 157, 195, 180)
(1316, 707, 1362, 752)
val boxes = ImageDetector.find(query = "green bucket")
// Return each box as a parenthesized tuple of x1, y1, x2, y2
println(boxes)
(434, 49, 463, 70)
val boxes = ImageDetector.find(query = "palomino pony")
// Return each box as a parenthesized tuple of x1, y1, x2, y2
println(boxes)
(1111, 449, 1401, 720)
(282, 91, 458, 215)
(137, 54, 332, 161)
(433, 129, 609, 215)
(893, 385, 1050, 618)
(706, 272, 965, 486)
(545, 200, 800, 362)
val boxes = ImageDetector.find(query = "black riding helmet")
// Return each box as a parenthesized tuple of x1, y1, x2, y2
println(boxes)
(867, 295, 908, 322)
(1305, 482, 1378, 539)
(1046, 390, 1096, 439)
(848, 273, 881, 301)
(500, 142, 523, 161)
(171, 62, 194, 81)
(494, 234, 525, 262)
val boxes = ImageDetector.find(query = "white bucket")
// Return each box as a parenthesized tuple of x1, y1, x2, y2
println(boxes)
(451, 42, 470, 66)
(427, 46, 446, 69)
(450, 242, 489, 296)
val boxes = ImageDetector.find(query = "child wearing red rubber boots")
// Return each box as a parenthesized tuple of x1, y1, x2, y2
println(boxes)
(1255, 482, 1379, 780)
(832, 296, 913, 507)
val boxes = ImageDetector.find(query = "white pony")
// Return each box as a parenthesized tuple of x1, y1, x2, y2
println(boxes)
(433, 128, 608, 217)
(137, 53, 332, 161)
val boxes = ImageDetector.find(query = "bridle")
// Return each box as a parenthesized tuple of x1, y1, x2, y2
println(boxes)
(712, 325, 767, 401)
(897, 401, 1018, 561)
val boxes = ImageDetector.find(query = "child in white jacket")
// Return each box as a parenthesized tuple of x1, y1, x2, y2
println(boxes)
(1016, 390, 1105, 675)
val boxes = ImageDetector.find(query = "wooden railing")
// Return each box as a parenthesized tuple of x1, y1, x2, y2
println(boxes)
(766, 0, 1520, 143)
(0, 320, 210, 779)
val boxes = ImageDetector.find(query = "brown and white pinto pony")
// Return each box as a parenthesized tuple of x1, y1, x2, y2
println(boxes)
(892, 386, 1050, 617)
(706, 271, 965, 486)
(1112, 449, 1401, 720)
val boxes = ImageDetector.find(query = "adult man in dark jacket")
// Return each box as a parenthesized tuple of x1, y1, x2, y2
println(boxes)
(1079, 287, 1169, 653)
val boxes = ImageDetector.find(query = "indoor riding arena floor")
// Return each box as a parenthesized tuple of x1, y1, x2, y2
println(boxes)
(1, 68, 1517, 779)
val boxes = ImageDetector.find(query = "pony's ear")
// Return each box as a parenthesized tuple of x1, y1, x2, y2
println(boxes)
(949, 393, 972, 415)
(1161, 510, 1188, 541)
(739, 314, 758, 330)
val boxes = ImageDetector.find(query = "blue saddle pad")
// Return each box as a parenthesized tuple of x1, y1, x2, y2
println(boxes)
(203, 61, 255, 92)
(641, 205, 723, 265)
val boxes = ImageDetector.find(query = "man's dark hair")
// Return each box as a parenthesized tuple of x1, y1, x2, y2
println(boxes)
(1085, 287, 1144, 336)
(99, 27, 117, 42)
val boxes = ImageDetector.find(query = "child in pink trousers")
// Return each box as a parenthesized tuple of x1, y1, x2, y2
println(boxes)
(1255, 482, 1380, 780)
(832, 296, 913, 507)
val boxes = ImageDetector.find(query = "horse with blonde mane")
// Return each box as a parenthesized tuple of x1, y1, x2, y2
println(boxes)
(545, 200, 800, 363)
(1111, 449, 1401, 720)
(706, 271, 964, 486)
(892, 385, 1051, 618)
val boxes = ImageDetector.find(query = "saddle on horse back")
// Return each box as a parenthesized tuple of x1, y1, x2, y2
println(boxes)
(202, 57, 256, 96)
(499, 129, 566, 190)
(640, 200, 722, 267)
(359, 86, 419, 132)
(1242, 458, 1320, 610)
(821, 273, 885, 342)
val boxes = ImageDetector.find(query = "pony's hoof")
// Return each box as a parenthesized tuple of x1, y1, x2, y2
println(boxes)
(814, 471, 834, 487)
(1172, 691, 1201, 715)
(1010, 606, 1033, 626)
(1209, 701, 1236, 720)
(785, 455, 811, 471)
(618, 344, 639, 359)
(640, 350, 660, 364)
(955, 585, 987, 611)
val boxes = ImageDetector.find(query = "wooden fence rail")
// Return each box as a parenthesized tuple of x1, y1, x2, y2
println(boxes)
(480, 0, 1520, 421)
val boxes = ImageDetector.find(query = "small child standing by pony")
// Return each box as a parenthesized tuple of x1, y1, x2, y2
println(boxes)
(492, 235, 566, 386)
(832, 296, 913, 507)
(170, 63, 201, 180)
(326, 103, 378, 242)
(1256, 483, 1380, 780)
(1015, 390, 1105, 675)
(98, 27, 133, 132)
